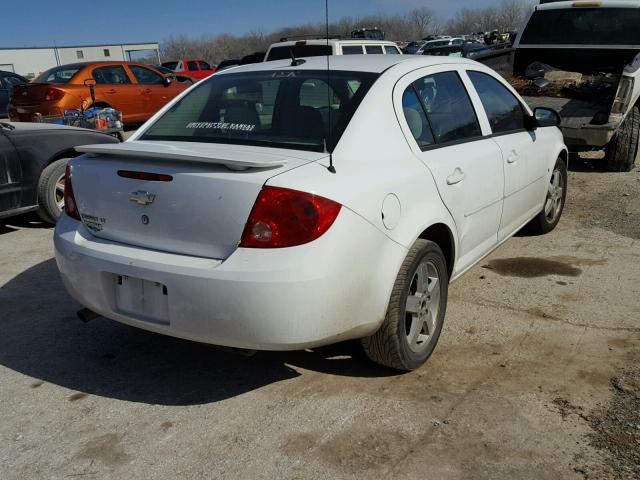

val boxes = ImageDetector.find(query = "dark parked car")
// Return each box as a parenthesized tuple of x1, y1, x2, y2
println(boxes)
(0, 71, 28, 117)
(215, 59, 241, 72)
(153, 65, 196, 84)
(0, 121, 119, 223)
(215, 52, 265, 73)
(422, 43, 489, 58)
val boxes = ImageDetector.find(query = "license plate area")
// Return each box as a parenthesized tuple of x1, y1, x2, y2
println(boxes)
(114, 274, 169, 325)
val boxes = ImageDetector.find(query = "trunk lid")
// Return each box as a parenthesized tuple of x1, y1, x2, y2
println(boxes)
(70, 141, 326, 259)
(10, 83, 55, 106)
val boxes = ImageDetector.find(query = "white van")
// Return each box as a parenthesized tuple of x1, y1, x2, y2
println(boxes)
(264, 38, 402, 61)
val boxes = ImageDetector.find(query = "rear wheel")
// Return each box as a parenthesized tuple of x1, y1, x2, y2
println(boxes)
(526, 157, 567, 235)
(605, 105, 639, 172)
(36, 158, 68, 224)
(362, 239, 448, 371)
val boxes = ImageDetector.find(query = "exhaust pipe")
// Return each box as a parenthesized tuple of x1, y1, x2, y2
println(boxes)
(77, 308, 100, 323)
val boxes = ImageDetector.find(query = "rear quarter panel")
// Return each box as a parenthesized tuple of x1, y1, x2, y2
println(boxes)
(267, 65, 458, 294)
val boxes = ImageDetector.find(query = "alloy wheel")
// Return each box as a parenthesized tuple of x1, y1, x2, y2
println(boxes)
(55, 173, 65, 212)
(405, 260, 441, 353)
(544, 167, 564, 223)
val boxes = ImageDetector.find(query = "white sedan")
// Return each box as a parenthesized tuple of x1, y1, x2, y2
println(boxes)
(55, 56, 567, 371)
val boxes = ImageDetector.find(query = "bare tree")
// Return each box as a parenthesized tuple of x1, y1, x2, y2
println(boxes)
(159, 0, 534, 65)
(407, 7, 437, 39)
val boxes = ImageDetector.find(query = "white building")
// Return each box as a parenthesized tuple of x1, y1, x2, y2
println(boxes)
(0, 42, 160, 79)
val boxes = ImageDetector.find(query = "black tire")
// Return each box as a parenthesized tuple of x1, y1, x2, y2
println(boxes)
(36, 158, 68, 224)
(526, 157, 567, 235)
(605, 105, 639, 172)
(362, 239, 448, 371)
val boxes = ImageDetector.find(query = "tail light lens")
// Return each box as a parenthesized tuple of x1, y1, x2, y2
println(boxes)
(63, 165, 81, 221)
(240, 186, 341, 248)
(44, 87, 65, 102)
(611, 76, 634, 114)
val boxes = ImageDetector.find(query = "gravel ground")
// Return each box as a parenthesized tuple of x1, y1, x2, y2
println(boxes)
(0, 160, 639, 479)
(589, 367, 640, 479)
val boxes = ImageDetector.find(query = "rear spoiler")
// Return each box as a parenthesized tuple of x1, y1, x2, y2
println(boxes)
(75, 141, 288, 171)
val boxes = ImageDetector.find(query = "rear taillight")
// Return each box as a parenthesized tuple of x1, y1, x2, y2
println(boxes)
(44, 87, 65, 102)
(64, 165, 81, 221)
(240, 186, 341, 248)
(612, 76, 634, 114)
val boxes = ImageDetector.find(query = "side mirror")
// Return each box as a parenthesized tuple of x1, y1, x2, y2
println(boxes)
(162, 76, 172, 87)
(533, 107, 561, 127)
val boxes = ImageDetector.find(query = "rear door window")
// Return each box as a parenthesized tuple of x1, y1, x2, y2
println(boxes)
(402, 87, 435, 148)
(199, 61, 213, 71)
(92, 66, 131, 84)
(467, 71, 526, 134)
(385, 46, 401, 54)
(3, 75, 25, 87)
(365, 45, 384, 54)
(412, 71, 482, 144)
(520, 8, 640, 45)
(187, 61, 199, 72)
(342, 46, 364, 55)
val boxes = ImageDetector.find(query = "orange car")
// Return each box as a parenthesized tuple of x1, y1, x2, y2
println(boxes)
(8, 61, 189, 124)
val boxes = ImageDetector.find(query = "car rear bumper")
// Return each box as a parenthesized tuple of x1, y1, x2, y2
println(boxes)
(561, 124, 617, 149)
(54, 210, 407, 350)
(7, 104, 64, 122)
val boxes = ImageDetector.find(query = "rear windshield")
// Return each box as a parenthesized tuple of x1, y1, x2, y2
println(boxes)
(521, 8, 640, 45)
(34, 66, 83, 83)
(266, 45, 332, 61)
(141, 70, 378, 152)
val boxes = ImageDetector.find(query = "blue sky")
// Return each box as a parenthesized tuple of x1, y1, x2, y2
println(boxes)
(3, 0, 499, 47)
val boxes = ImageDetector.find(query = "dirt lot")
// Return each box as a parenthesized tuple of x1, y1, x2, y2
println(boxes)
(0, 160, 639, 479)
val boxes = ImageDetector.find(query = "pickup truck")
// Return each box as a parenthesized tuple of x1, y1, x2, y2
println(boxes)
(511, 0, 640, 171)
(161, 59, 216, 81)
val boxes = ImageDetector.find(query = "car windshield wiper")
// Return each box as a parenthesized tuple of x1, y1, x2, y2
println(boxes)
(0, 122, 15, 131)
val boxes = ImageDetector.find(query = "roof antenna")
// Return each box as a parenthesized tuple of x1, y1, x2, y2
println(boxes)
(289, 48, 305, 67)
(325, 0, 336, 173)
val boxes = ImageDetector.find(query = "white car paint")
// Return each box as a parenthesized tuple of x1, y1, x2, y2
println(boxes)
(55, 55, 567, 351)
(264, 39, 403, 60)
(416, 38, 465, 55)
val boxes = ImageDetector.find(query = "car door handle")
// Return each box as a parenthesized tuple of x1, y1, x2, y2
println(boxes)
(507, 151, 520, 164)
(143, 88, 152, 94)
(446, 168, 466, 185)
(106, 89, 117, 94)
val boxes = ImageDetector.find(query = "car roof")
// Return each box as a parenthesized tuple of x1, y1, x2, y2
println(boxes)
(217, 54, 476, 75)
(272, 39, 398, 47)
(537, 0, 640, 10)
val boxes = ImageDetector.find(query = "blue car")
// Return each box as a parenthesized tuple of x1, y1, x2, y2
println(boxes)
(0, 70, 27, 118)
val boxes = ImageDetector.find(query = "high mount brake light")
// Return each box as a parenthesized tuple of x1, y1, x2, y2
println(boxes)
(64, 165, 81, 221)
(240, 186, 341, 248)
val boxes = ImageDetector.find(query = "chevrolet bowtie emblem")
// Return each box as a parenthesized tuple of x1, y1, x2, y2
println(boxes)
(129, 191, 155, 205)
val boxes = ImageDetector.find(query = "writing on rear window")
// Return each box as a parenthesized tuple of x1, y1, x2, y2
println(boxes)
(141, 70, 379, 153)
(186, 122, 256, 132)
